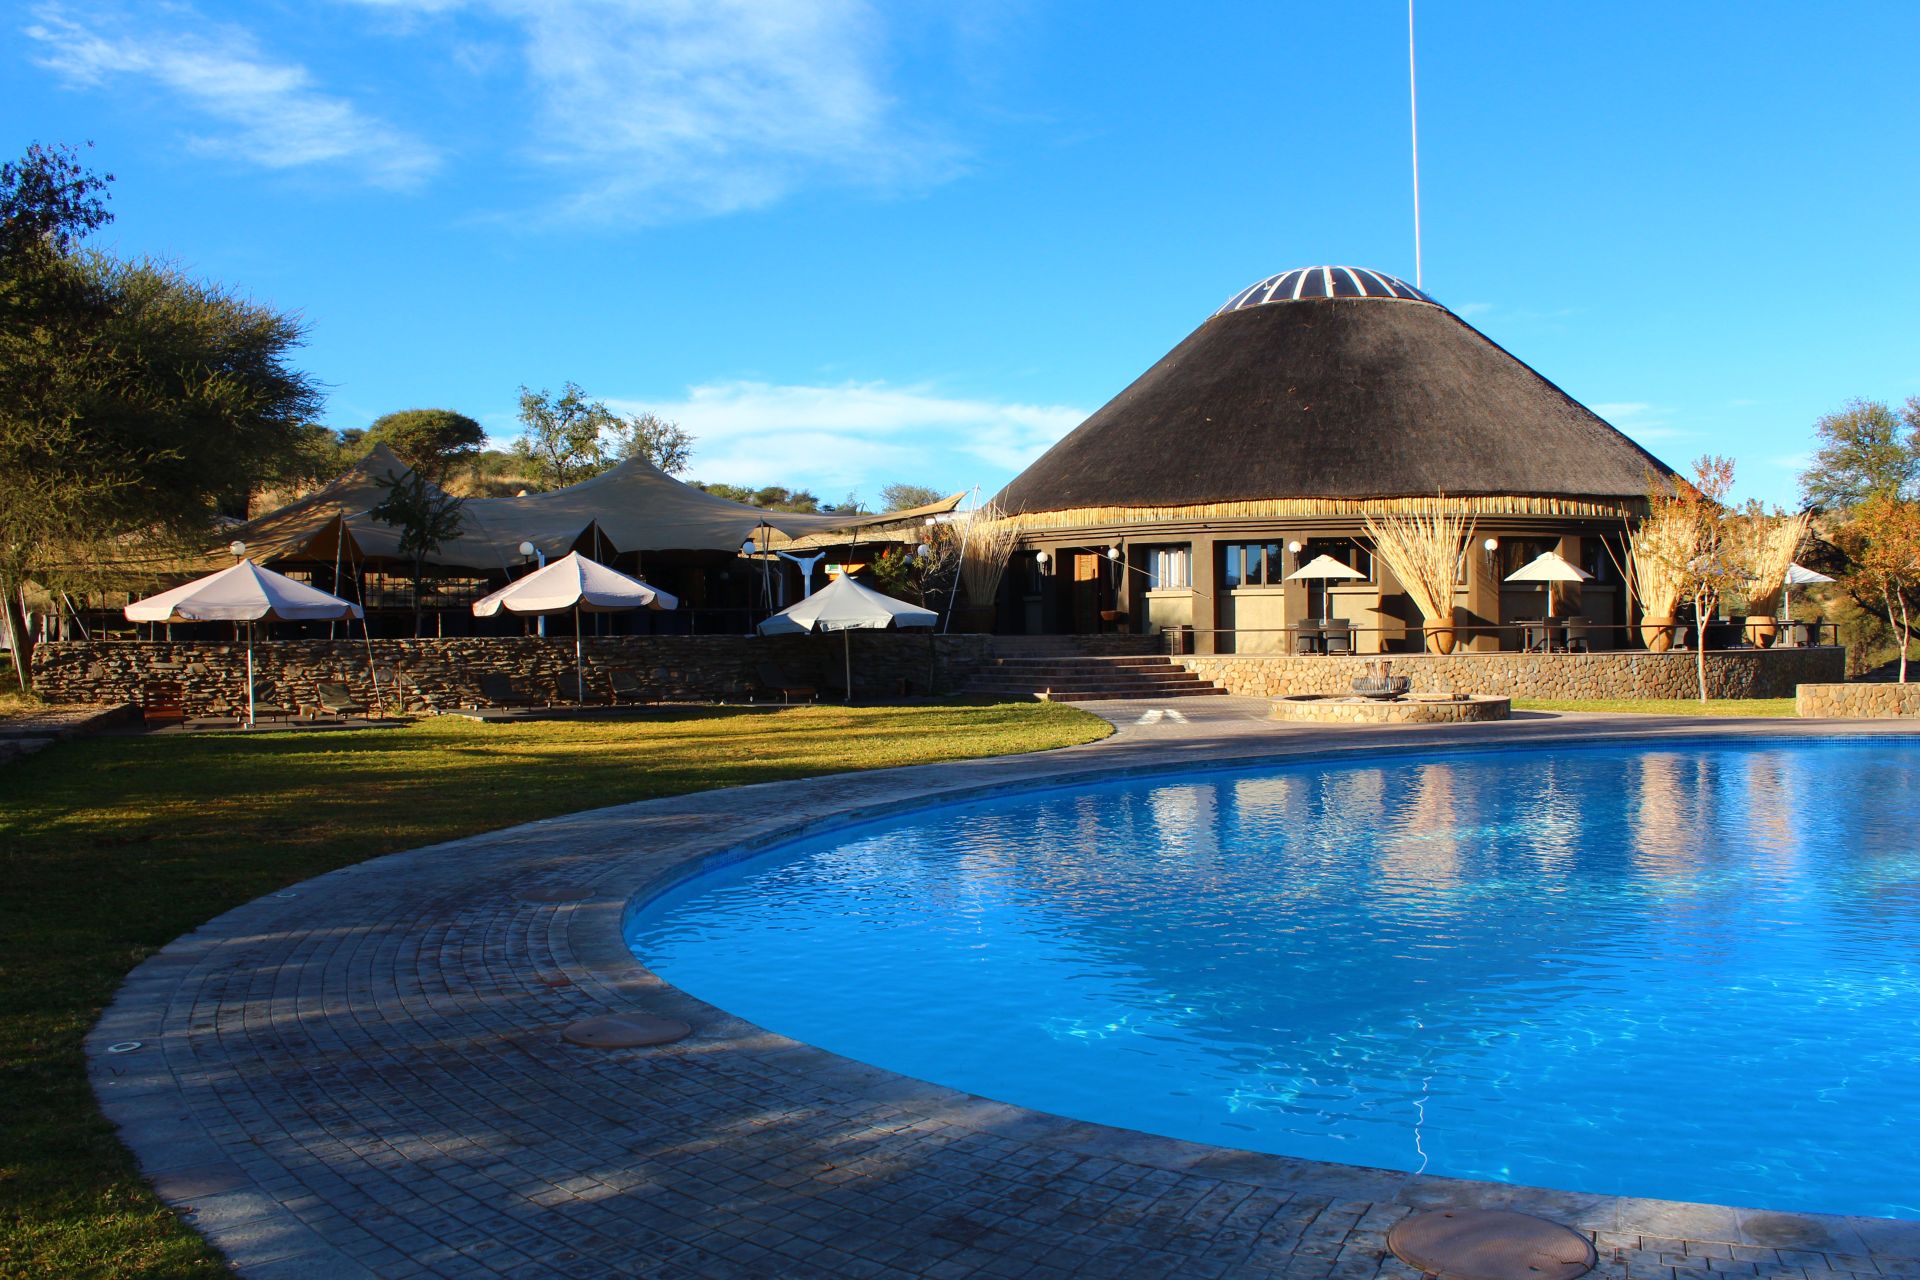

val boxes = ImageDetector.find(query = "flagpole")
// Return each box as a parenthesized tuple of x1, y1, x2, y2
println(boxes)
(1409, 0, 1423, 290)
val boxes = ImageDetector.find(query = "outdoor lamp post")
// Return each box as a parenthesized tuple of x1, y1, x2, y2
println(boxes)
(517, 541, 547, 636)
(228, 540, 247, 558)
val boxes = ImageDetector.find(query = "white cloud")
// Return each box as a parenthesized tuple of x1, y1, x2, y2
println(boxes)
(349, 0, 963, 222)
(25, 2, 439, 188)
(605, 379, 1085, 493)
(1592, 400, 1694, 441)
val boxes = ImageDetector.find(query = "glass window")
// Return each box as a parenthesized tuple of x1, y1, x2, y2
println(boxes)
(1222, 546, 1242, 588)
(1145, 546, 1190, 590)
(1302, 538, 1371, 583)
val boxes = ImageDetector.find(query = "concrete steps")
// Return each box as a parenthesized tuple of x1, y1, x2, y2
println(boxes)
(963, 643, 1226, 702)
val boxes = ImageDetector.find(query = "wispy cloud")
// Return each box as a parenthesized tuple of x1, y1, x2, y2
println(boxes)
(603, 379, 1084, 493)
(25, 2, 439, 188)
(351, 0, 964, 222)
(1593, 400, 1695, 442)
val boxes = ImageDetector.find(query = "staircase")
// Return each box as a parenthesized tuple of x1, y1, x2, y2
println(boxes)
(963, 637, 1227, 703)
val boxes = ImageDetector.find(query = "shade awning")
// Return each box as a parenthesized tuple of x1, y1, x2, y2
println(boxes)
(125, 560, 363, 623)
(755, 575, 937, 635)
(470, 551, 677, 616)
(1504, 551, 1592, 584)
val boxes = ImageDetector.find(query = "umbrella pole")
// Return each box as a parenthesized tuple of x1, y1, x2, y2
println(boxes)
(845, 630, 852, 706)
(246, 622, 256, 728)
(575, 605, 585, 705)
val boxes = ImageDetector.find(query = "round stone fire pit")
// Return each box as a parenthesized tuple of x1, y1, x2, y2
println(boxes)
(1270, 693, 1510, 724)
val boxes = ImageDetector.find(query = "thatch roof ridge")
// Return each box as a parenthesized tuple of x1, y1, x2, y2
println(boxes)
(993, 297, 1677, 516)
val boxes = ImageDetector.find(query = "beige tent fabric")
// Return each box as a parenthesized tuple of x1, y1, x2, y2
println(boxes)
(218, 451, 966, 571)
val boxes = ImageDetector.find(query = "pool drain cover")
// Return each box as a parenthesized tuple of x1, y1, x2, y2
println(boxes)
(516, 884, 597, 903)
(561, 1015, 691, 1049)
(1388, 1209, 1596, 1280)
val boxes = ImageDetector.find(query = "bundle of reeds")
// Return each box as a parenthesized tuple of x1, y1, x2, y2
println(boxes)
(1622, 508, 1691, 621)
(958, 505, 1020, 606)
(1740, 509, 1810, 616)
(1361, 506, 1475, 625)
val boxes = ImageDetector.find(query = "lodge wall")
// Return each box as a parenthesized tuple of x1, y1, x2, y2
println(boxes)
(1796, 682, 1920, 718)
(32, 635, 994, 716)
(1174, 647, 1844, 702)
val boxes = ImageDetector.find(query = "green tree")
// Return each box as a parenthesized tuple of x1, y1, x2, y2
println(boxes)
(365, 408, 485, 483)
(511, 383, 692, 489)
(694, 482, 824, 512)
(1798, 397, 1920, 510)
(368, 471, 466, 638)
(2, 143, 321, 686)
(879, 482, 945, 511)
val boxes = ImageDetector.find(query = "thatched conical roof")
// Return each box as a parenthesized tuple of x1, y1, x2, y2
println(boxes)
(995, 267, 1675, 517)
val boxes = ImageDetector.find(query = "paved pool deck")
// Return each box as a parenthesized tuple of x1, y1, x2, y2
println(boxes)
(88, 700, 1920, 1279)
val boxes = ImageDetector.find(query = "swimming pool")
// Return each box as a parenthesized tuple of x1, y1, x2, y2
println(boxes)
(627, 738, 1920, 1219)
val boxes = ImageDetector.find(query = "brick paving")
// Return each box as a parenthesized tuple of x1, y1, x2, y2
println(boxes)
(88, 705, 1920, 1278)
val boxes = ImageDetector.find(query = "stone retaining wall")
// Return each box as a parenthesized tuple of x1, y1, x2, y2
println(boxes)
(32, 634, 994, 715)
(1796, 682, 1920, 718)
(1176, 647, 1842, 701)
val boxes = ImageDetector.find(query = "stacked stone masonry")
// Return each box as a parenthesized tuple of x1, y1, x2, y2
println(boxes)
(32, 634, 994, 715)
(1797, 682, 1920, 718)
(1176, 648, 1843, 701)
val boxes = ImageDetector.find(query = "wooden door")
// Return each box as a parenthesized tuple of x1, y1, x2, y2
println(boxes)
(1072, 554, 1101, 634)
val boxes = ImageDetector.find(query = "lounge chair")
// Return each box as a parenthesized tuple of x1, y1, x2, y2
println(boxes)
(140, 680, 186, 727)
(247, 683, 297, 722)
(314, 682, 368, 718)
(477, 673, 544, 709)
(607, 670, 650, 705)
(755, 663, 817, 704)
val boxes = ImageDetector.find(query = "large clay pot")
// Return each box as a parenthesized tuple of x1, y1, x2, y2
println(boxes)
(1423, 624, 1457, 655)
(1745, 615, 1778, 648)
(1640, 617, 1676, 652)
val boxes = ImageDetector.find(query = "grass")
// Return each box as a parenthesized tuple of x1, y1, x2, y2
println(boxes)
(0, 702, 1109, 1279)
(1513, 697, 1797, 717)
(0, 668, 42, 719)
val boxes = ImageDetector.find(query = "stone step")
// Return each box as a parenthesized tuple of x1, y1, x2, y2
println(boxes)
(965, 674, 1211, 691)
(982, 655, 1173, 670)
(1030, 687, 1230, 702)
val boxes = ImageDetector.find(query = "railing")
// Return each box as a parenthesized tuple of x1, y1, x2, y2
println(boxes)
(1162, 619, 1836, 655)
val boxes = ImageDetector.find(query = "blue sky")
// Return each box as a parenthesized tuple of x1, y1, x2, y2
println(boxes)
(9, 1, 1918, 508)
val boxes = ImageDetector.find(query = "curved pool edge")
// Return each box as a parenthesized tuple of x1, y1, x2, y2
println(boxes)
(89, 713, 1920, 1277)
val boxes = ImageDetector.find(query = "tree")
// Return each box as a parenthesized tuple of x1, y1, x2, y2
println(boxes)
(1, 141, 111, 259)
(609, 410, 693, 475)
(511, 383, 692, 489)
(368, 471, 466, 638)
(693, 482, 823, 512)
(1833, 494, 1920, 682)
(2, 216, 322, 687)
(879, 482, 945, 511)
(1633, 456, 1742, 703)
(364, 409, 484, 483)
(1799, 397, 1920, 510)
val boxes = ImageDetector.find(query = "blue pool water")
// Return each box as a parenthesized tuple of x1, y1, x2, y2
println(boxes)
(627, 739, 1920, 1219)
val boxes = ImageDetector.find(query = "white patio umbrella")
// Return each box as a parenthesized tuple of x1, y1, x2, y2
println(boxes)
(755, 574, 937, 704)
(126, 559, 363, 727)
(471, 551, 677, 703)
(1504, 550, 1592, 620)
(1782, 562, 1835, 622)
(1284, 553, 1365, 618)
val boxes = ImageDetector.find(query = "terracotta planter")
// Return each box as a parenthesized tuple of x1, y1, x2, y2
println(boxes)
(1423, 624, 1457, 655)
(1640, 617, 1676, 652)
(1745, 615, 1778, 648)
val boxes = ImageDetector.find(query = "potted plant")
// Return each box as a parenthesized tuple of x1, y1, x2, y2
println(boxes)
(1362, 505, 1474, 655)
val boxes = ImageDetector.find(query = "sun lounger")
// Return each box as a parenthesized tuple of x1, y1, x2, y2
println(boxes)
(314, 682, 367, 718)
(755, 663, 817, 704)
(477, 673, 544, 709)
(607, 670, 650, 705)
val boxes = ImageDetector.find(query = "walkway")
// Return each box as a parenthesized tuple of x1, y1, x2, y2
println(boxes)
(89, 701, 1920, 1279)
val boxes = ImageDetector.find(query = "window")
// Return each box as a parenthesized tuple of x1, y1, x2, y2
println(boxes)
(1144, 546, 1190, 590)
(1300, 538, 1372, 582)
(1223, 542, 1286, 587)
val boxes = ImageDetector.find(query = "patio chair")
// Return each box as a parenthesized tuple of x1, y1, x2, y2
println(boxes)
(1322, 622, 1355, 656)
(140, 679, 186, 727)
(247, 682, 297, 722)
(314, 682, 368, 718)
(1563, 620, 1593, 654)
(755, 663, 817, 704)
(477, 672, 544, 709)
(1293, 624, 1323, 656)
(607, 670, 650, 705)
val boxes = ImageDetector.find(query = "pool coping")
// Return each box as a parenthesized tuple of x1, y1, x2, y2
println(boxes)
(88, 708, 1920, 1278)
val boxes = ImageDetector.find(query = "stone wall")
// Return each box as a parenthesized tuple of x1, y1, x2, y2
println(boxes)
(1796, 682, 1920, 718)
(32, 634, 994, 715)
(1175, 647, 1843, 701)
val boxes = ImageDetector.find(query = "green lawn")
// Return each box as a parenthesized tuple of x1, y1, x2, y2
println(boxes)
(0, 703, 1109, 1279)
(1513, 697, 1798, 717)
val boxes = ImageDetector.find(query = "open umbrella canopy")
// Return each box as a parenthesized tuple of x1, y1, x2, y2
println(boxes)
(1787, 562, 1836, 585)
(471, 551, 677, 616)
(1503, 551, 1592, 583)
(126, 559, 362, 623)
(1283, 554, 1366, 582)
(755, 575, 937, 635)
